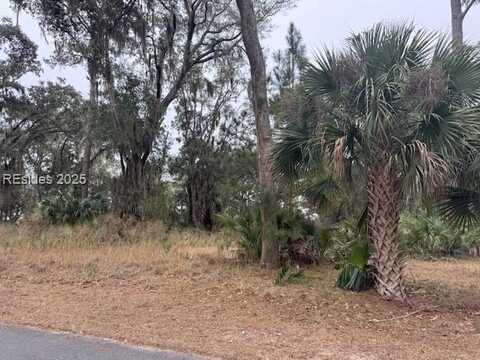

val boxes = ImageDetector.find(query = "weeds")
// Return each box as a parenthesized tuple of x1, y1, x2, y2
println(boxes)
(275, 263, 305, 286)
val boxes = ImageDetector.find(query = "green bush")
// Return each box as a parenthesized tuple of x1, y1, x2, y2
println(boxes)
(40, 191, 108, 225)
(324, 218, 362, 264)
(400, 213, 480, 258)
(216, 208, 328, 263)
(323, 219, 375, 292)
(216, 209, 262, 260)
(276, 210, 328, 264)
(336, 242, 375, 292)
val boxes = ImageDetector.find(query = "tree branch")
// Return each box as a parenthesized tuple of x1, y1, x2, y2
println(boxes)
(462, 0, 478, 19)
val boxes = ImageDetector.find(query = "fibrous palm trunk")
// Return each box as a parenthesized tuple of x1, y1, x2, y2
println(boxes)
(367, 160, 407, 302)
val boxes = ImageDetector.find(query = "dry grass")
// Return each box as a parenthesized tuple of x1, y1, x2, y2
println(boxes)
(0, 215, 227, 249)
(0, 216, 234, 275)
(1, 220, 480, 359)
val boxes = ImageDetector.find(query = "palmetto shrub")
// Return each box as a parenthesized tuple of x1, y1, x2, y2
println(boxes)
(275, 210, 328, 265)
(216, 209, 262, 260)
(40, 191, 108, 225)
(323, 218, 361, 264)
(336, 242, 375, 292)
(217, 207, 327, 263)
(400, 213, 480, 257)
(322, 219, 375, 292)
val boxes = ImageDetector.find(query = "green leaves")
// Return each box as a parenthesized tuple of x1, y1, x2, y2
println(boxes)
(0, 18, 41, 81)
(304, 48, 341, 99)
(272, 116, 322, 179)
(400, 212, 480, 256)
(348, 242, 370, 269)
(40, 191, 108, 225)
(432, 40, 480, 106)
(216, 210, 262, 260)
(275, 22, 480, 207)
(336, 263, 375, 292)
(437, 187, 480, 228)
(336, 242, 375, 292)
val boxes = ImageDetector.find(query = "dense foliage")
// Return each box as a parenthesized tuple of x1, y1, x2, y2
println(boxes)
(400, 213, 480, 257)
(40, 192, 108, 225)
(217, 207, 327, 264)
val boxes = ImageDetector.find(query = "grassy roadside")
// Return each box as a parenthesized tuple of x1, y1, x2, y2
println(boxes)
(1, 220, 480, 359)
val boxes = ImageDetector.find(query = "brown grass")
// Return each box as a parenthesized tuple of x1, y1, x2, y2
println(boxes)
(1, 220, 479, 359)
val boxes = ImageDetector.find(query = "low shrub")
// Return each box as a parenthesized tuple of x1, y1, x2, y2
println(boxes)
(323, 219, 375, 292)
(323, 218, 361, 264)
(40, 191, 108, 225)
(400, 213, 480, 258)
(336, 242, 375, 292)
(216, 210, 262, 260)
(276, 210, 329, 265)
(217, 208, 328, 264)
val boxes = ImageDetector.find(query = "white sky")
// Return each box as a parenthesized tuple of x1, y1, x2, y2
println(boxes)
(1, 0, 480, 95)
(271, 0, 480, 52)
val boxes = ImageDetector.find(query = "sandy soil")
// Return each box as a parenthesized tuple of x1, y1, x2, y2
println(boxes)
(0, 247, 479, 360)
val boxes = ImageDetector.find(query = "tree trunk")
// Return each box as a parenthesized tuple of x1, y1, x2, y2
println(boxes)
(118, 155, 145, 219)
(236, 0, 278, 269)
(188, 170, 215, 231)
(80, 62, 98, 199)
(451, 0, 464, 49)
(368, 161, 406, 302)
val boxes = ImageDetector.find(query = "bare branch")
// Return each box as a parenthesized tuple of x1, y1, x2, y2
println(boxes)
(462, 0, 478, 19)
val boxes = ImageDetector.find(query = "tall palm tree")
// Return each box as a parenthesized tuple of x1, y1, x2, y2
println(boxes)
(273, 23, 480, 301)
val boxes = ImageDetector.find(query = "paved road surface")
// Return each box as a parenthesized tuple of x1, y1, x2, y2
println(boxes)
(0, 324, 203, 360)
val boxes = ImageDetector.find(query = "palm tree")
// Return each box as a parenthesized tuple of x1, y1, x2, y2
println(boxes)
(273, 23, 480, 301)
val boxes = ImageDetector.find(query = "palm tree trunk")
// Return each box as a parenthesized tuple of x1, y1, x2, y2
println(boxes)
(368, 161, 406, 302)
(451, 0, 464, 49)
(236, 0, 278, 269)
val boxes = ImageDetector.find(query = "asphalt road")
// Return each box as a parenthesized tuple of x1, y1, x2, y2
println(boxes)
(0, 324, 203, 360)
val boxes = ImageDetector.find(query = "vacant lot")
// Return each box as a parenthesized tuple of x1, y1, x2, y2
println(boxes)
(0, 228, 479, 360)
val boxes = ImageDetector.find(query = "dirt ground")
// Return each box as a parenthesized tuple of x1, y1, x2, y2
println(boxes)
(0, 245, 479, 360)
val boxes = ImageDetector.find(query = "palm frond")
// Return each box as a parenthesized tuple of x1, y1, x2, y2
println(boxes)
(280, 22, 480, 231)
(324, 135, 347, 178)
(413, 105, 480, 158)
(399, 140, 449, 196)
(303, 177, 339, 207)
(437, 187, 480, 228)
(304, 48, 342, 99)
(272, 118, 322, 179)
(432, 39, 480, 105)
